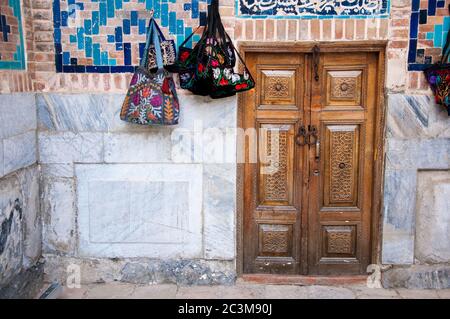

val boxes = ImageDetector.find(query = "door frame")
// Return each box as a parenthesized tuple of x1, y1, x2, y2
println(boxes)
(236, 41, 387, 276)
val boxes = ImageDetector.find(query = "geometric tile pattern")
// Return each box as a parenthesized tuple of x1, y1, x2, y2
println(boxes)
(53, 0, 208, 73)
(0, 0, 26, 70)
(408, 0, 450, 71)
(237, 0, 390, 18)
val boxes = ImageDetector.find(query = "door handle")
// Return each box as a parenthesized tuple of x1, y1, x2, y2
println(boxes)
(307, 125, 320, 160)
(315, 137, 320, 160)
(296, 125, 307, 146)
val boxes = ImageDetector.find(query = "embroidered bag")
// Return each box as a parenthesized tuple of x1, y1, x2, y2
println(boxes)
(424, 5, 450, 115)
(174, 0, 253, 99)
(175, 1, 236, 93)
(146, 19, 177, 72)
(175, 3, 216, 96)
(120, 19, 180, 125)
(204, 0, 254, 99)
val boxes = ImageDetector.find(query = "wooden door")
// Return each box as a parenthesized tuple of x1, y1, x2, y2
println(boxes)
(242, 49, 379, 276)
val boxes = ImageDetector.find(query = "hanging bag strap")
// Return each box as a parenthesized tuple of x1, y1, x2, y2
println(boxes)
(152, 22, 164, 70)
(149, 19, 167, 42)
(195, 2, 216, 64)
(141, 18, 164, 70)
(178, 26, 202, 49)
(141, 18, 155, 68)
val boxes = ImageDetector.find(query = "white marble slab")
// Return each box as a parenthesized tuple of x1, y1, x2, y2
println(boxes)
(76, 164, 203, 258)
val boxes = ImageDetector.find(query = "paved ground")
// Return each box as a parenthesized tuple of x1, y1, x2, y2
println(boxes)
(54, 282, 450, 299)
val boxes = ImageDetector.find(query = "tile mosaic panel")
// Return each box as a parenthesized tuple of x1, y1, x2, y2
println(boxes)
(53, 0, 208, 73)
(0, 0, 26, 70)
(237, 0, 389, 18)
(408, 0, 450, 71)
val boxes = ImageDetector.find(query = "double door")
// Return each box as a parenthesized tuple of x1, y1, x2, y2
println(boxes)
(242, 49, 379, 275)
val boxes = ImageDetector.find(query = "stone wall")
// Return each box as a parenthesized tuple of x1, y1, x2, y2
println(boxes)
(381, 94, 450, 288)
(0, 93, 42, 298)
(38, 93, 237, 285)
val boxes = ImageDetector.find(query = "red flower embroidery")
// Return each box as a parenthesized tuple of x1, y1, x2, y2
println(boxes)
(211, 59, 219, 67)
(147, 112, 157, 121)
(235, 83, 248, 90)
(180, 51, 190, 62)
(198, 63, 205, 73)
(142, 87, 151, 98)
(162, 78, 171, 94)
(219, 78, 228, 86)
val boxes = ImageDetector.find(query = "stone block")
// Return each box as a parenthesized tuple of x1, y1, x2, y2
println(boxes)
(415, 170, 450, 263)
(177, 94, 237, 129)
(3, 131, 37, 175)
(382, 265, 450, 289)
(0, 93, 36, 139)
(381, 228, 415, 265)
(381, 169, 417, 264)
(43, 255, 236, 285)
(203, 164, 236, 260)
(38, 132, 103, 164)
(385, 57, 406, 92)
(37, 94, 112, 132)
(0, 174, 23, 287)
(385, 138, 449, 170)
(41, 178, 76, 255)
(386, 94, 429, 139)
(40, 164, 74, 178)
(37, 93, 171, 133)
(0, 262, 44, 299)
(76, 164, 203, 258)
(104, 132, 172, 163)
(386, 94, 450, 139)
(17, 166, 42, 266)
(171, 127, 237, 164)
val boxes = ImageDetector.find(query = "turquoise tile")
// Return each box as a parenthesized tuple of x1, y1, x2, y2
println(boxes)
(434, 24, 443, 47)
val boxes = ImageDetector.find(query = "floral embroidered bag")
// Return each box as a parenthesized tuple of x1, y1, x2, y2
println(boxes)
(174, 0, 254, 99)
(199, 1, 254, 99)
(424, 4, 450, 115)
(120, 19, 180, 125)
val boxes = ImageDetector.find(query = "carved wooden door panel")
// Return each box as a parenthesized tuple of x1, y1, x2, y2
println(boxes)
(242, 50, 378, 276)
(242, 52, 308, 274)
(307, 52, 378, 275)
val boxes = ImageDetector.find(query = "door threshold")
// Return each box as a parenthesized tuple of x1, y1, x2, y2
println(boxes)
(239, 274, 367, 286)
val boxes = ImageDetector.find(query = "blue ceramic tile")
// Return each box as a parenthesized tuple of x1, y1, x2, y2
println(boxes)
(410, 12, 419, 38)
(237, 0, 389, 17)
(52, 0, 209, 73)
(429, 0, 437, 16)
(408, 39, 417, 63)
(123, 19, 131, 34)
(124, 42, 132, 65)
(131, 11, 138, 26)
(419, 10, 427, 24)
(434, 24, 443, 47)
